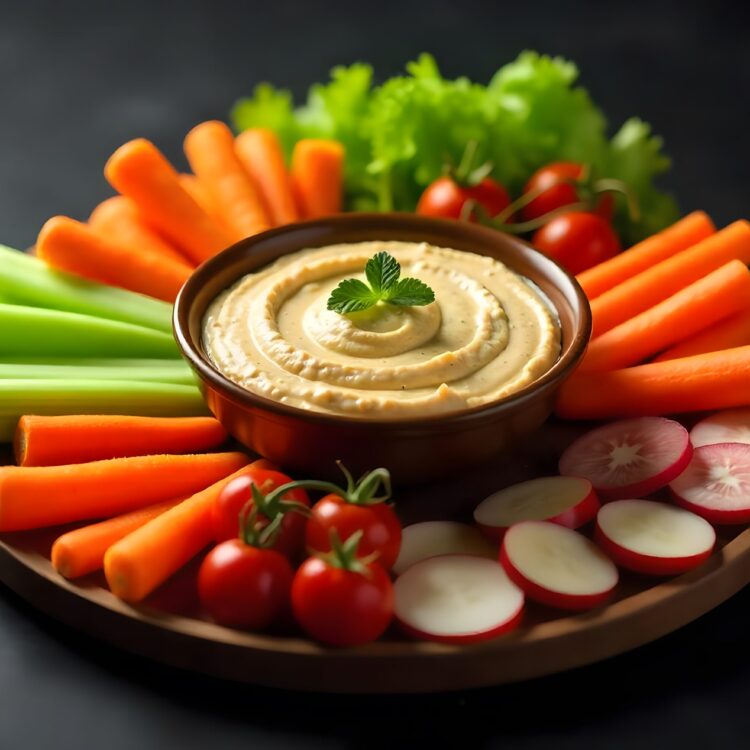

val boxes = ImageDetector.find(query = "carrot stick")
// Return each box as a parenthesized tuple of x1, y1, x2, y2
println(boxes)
(105, 138, 232, 264)
(0, 452, 248, 532)
(184, 121, 271, 242)
(576, 211, 715, 300)
(290, 139, 344, 219)
(89, 196, 193, 267)
(556, 346, 750, 420)
(235, 129, 299, 226)
(37, 216, 191, 303)
(51, 498, 181, 579)
(653, 308, 750, 362)
(590, 221, 750, 337)
(15, 415, 228, 467)
(104, 466, 250, 601)
(580, 261, 750, 373)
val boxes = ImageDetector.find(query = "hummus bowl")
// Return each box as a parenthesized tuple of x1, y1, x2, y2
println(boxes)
(174, 214, 591, 483)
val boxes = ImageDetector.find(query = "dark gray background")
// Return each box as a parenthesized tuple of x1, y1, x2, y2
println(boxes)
(1, 1, 749, 748)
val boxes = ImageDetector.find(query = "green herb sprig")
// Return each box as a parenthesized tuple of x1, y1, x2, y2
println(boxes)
(327, 251, 435, 314)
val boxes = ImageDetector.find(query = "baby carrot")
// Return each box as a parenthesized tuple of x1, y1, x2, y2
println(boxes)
(590, 221, 750, 337)
(653, 308, 750, 362)
(580, 261, 750, 373)
(576, 211, 715, 300)
(556, 346, 750, 420)
(89, 196, 193, 267)
(105, 138, 232, 264)
(290, 139, 344, 219)
(15, 415, 228, 467)
(184, 121, 271, 241)
(104, 466, 251, 602)
(0, 452, 249, 532)
(235, 128, 299, 226)
(37, 216, 191, 303)
(51, 498, 181, 579)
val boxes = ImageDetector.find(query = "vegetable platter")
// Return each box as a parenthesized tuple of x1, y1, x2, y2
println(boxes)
(3, 414, 750, 694)
(4, 51, 750, 693)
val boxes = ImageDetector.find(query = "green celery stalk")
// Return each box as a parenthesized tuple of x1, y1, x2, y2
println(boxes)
(0, 245, 173, 333)
(0, 303, 180, 358)
(0, 362, 196, 385)
(0, 379, 209, 442)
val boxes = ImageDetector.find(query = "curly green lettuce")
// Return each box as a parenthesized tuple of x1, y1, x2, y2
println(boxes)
(231, 51, 677, 245)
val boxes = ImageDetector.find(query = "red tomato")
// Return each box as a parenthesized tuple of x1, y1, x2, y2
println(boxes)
(212, 469, 310, 560)
(198, 539, 293, 629)
(291, 556, 393, 646)
(305, 495, 402, 570)
(521, 162, 614, 222)
(417, 176, 511, 221)
(532, 212, 621, 275)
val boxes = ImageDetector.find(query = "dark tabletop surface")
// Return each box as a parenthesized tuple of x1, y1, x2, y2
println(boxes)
(1, 1, 750, 747)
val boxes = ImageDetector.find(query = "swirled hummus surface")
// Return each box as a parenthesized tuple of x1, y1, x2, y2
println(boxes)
(203, 241, 561, 419)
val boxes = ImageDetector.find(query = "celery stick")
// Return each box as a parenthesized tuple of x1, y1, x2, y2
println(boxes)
(0, 379, 209, 441)
(0, 245, 173, 333)
(0, 356, 190, 368)
(0, 303, 179, 358)
(0, 363, 197, 385)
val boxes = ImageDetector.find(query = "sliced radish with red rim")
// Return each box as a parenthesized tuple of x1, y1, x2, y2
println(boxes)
(669, 442, 750, 524)
(559, 417, 692, 500)
(690, 409, 750, 448)
(393, 521, 496, 576)
(595, 499, 715, 576)
(473, 476, 599, 539)
(393, 555, 524, 644)
(500, 521, 618, 610)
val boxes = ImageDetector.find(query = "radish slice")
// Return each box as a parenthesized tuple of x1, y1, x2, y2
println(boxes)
(393, 521, 496, 576)
(500, 521, 618, 610)
(393, 555, 524, 644)
(473, 476, 599, 539)
(559, 417, 692, 500)
(690, 409, 750, 448)
(669, 442, 750, 524)
(595, 499, 715, 576)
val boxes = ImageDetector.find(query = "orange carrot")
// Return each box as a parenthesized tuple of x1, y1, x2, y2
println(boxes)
(577, 211, 715, 300)
(15, 415, 228, 467)
(653, 308, 750, 362)
(37, 216, 192, 303)
(104, 466, 250, 601)
(556, 346, 750, 420)
(290, 139, 344, 219)
(0, 452, 248, 532)
(184, 121, 271, 242)
(590, 221, 750, 337)
(105, 138, 232, 264)
(51, 498, 181, 579)
(235, 128, 299, 226)
(89, 195, 193, 267)
(580, 261, 750, 373)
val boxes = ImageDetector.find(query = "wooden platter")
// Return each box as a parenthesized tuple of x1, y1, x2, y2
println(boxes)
(2, 420, 750, 694)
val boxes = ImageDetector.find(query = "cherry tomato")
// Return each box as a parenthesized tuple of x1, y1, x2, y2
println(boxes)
(198, 539, 293, 629)
(417, 176, 511, 222)
(292, 556, 393, 646)
(212, 469, 310, 560)
(305, 495, 402, 570)
(521, 162, 614, 222)
(532, 212, 621, 275)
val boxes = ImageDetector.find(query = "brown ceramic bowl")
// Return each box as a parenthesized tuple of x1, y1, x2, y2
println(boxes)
(174, 213, 591, 484)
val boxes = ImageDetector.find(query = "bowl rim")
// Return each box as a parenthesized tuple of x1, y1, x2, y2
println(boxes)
(173, 212, 592, 429)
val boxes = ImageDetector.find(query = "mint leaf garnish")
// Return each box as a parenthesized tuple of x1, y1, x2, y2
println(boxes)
(326, 251, 435, 314)
(385, 276, 435, 306)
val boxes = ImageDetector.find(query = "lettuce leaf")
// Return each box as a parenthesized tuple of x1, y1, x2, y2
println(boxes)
(231, 52, 677, 243)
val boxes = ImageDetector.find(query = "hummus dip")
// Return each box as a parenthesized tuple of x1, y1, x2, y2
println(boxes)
(203, 241, 561, 419)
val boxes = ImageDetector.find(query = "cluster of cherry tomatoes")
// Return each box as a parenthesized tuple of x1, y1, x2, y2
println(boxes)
(197, 462, 400, 647)
(416, 161, 623, 275)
